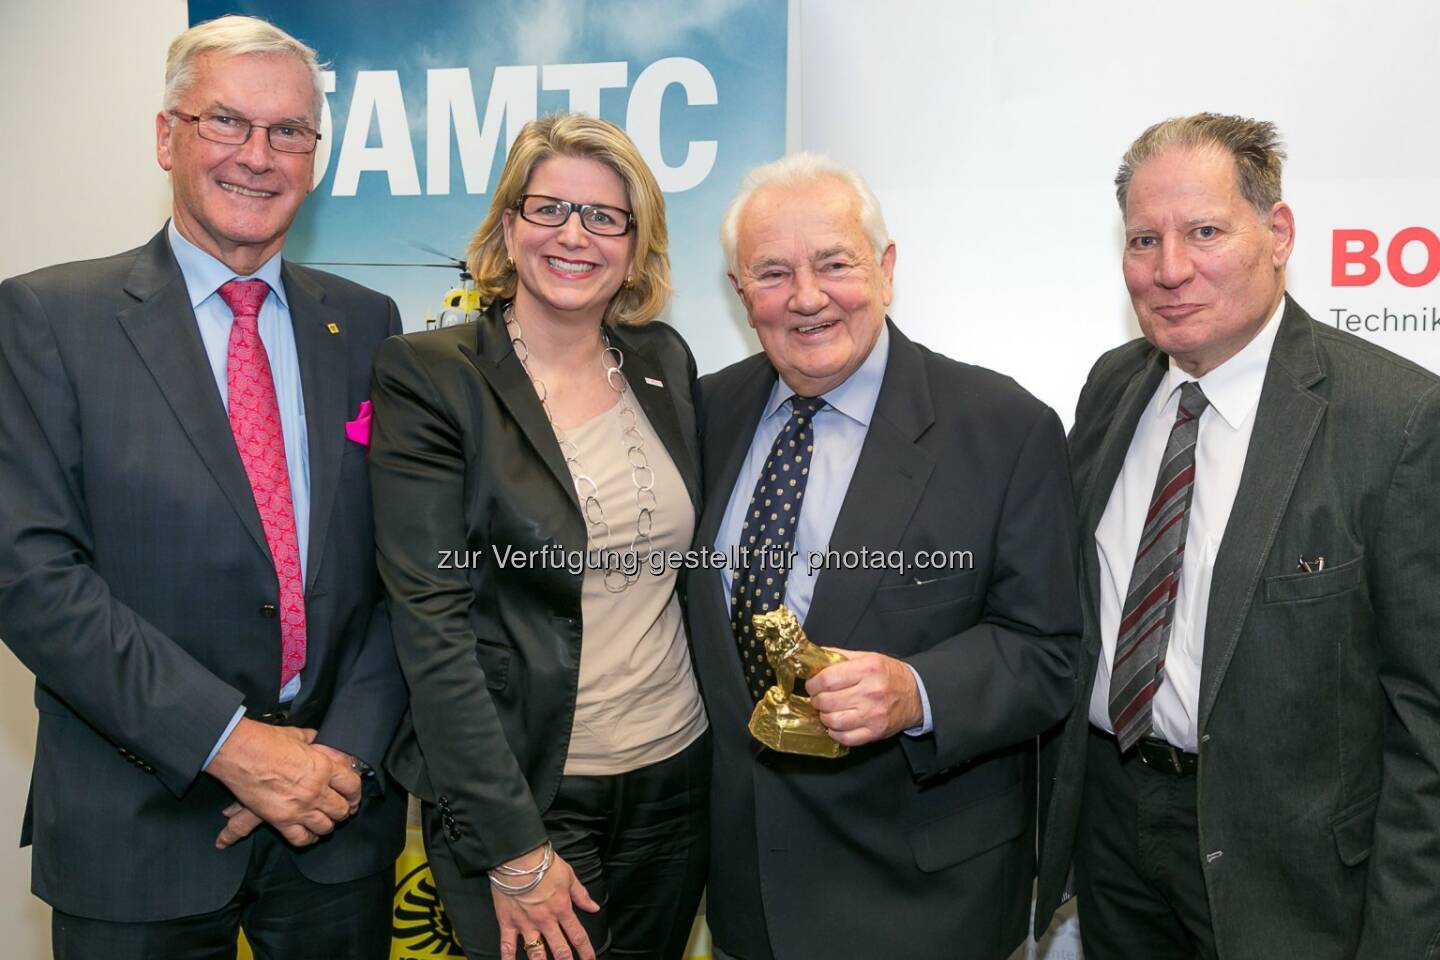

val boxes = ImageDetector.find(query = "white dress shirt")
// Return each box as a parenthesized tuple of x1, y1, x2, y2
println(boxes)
(1088, 300, 1284, 752)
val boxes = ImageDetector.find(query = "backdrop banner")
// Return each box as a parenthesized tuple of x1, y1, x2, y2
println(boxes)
(189, 0, 786, 363)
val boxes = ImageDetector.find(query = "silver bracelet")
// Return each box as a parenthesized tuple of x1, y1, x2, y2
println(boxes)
(490, 841, 554, 877)
(488, 841, 554, 895)
(489, 871, 545, 895)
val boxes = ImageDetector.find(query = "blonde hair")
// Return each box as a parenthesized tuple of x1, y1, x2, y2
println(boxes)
(1116, 113, 1286, 214)
(467, 114, 671, 327)
(164, 15, 326, 124)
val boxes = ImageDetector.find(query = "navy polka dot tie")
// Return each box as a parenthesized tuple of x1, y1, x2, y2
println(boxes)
(729, 395, 825, 701)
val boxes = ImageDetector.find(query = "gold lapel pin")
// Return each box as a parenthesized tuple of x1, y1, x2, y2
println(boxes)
(327, 322, 340, 335)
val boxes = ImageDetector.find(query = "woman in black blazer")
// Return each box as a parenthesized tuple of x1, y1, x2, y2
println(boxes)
(371, 115, 709, 960)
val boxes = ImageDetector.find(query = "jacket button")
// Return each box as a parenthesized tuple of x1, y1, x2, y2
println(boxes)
(260, 603, 277, 618)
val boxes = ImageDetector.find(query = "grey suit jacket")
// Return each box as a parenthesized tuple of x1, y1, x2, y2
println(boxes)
(0, 230, 408, 921)
(1037, 296, 1440, 958)
(689, 321, 1082, 960)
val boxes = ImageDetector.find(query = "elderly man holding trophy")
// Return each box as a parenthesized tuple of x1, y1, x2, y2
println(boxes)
(684, 152, 1083, 960)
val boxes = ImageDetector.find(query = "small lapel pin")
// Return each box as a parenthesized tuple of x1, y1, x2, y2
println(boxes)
(327, 322, 340, 335)
(644, 377, 664, 387)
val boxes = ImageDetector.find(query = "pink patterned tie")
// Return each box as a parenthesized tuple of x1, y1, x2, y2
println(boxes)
(220, 279, 307, 687)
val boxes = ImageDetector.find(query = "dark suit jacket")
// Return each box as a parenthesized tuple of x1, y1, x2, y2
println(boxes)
(687, 321, 1082, 960)
(370, 301, 701, 876)
(1037, 296, 1440, 958)
(0, 229, 408, 922)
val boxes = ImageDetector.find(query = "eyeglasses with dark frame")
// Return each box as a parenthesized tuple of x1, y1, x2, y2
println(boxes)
(168, 111, 322, 155)
(515, 195, 635, 237)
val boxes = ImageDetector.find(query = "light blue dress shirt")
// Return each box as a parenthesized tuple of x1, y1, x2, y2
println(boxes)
(714, 325, 933, 733)
(168, 223, 310, 767)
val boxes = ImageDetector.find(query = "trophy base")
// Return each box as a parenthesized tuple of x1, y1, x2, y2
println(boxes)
(748, 690, 848, 758)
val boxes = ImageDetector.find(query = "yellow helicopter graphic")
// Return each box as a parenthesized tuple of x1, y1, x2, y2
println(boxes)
(431, 272, 483, 328)
(303, 242, 481, 329)
(415, 243, 483, 329)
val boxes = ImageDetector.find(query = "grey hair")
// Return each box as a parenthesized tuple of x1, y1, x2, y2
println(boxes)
(1116, 113, 1286, 215)
(163, 15, 326, 124)
(720, 152, 891, 275)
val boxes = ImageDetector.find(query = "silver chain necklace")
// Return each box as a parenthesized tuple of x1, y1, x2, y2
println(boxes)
(505, 305, 656, 592)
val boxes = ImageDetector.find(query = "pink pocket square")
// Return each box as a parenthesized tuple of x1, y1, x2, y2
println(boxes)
(345, 400, 373, 447)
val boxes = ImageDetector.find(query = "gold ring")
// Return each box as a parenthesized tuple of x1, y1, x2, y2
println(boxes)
(523, 936, 544, 951)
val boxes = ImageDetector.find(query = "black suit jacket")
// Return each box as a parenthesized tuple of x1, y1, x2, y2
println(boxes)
(687, 321, 1082, 960)
(371, 301, 701, 876)
(0, 229, 408, 921)
(1037, 296, 1440, 958)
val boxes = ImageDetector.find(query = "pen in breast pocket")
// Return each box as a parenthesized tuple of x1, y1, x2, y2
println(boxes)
(1296, 555, 1325, 573)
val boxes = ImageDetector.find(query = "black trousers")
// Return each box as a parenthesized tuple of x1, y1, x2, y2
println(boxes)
(51, 827, 393, 960)
(426, 730, 710, 960)
(1074, 727, 1218, 960)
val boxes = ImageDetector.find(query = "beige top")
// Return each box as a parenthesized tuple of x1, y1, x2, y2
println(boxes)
(562, 386, 708, 775)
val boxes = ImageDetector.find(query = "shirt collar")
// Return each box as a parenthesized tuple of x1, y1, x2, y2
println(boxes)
(762, 321, 891, 426)
(1154, 297, 1284, 430)
(167, 219, 288, 310)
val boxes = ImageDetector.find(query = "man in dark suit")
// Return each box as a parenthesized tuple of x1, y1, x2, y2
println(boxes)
(1036, 113, 1440, 958)
(0, 15, 406, 958)
(687, 154, 1082, 960)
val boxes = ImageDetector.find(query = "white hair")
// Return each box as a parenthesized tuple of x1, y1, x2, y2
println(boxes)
(720, 152, 891, 275)
(163, 15, 326, 124)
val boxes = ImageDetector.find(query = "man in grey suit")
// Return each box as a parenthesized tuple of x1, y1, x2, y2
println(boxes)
(1036, 113, 1440, 958)
(0, 15, 405, 958)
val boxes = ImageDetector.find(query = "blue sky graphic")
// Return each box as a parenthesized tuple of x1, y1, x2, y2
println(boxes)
(189, 0, 786, 368)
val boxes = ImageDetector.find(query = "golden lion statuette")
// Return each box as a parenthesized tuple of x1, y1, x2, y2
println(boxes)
(748, 606, 849, 758)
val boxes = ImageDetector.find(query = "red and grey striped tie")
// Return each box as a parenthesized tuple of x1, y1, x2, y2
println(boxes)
(1109, 380, 1209, 752)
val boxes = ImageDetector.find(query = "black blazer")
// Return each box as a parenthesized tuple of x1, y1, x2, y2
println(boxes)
(0, 230, 408, 921)
(371, 300, 701, 876)
(686, 321, 1082, 960)
(1037, 297, 1440, 958)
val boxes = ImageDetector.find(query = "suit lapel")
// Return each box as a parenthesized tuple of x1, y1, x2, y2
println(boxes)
(696, 355, 776, 549)
(805, 323, 935, 649)
(460, 302, 580, 517)
(1198, 298, 1326, 730)
(116, 231, 270, 561)
(1078, 351, 1166, 652)
(285, 264, 348, 591)
(608, 325, 700, 511)
(694, 354, 776, 704)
